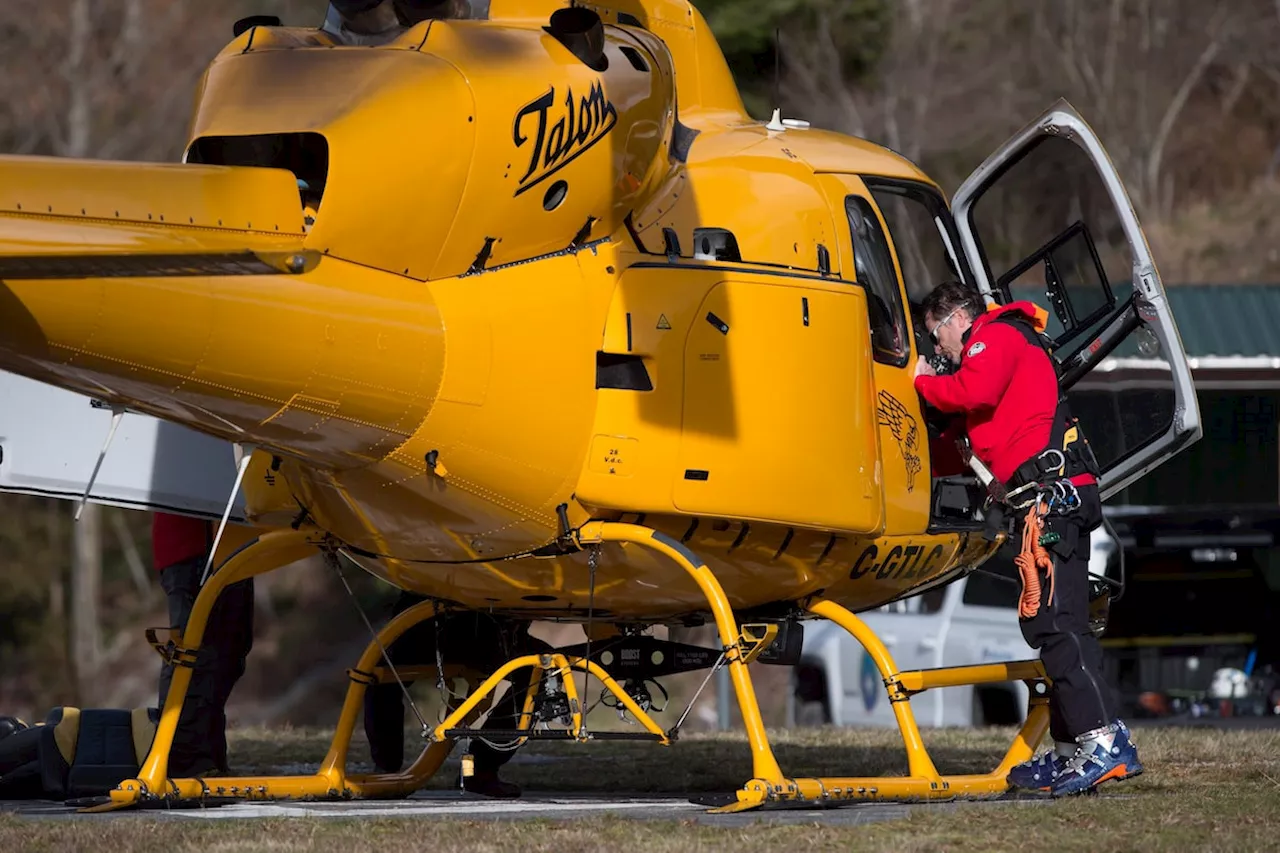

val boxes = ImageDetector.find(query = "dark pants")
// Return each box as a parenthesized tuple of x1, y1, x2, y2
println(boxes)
(157, 556, 255, 777)
(363, 594, 550, 775)
(1019, 484, 1116, 741)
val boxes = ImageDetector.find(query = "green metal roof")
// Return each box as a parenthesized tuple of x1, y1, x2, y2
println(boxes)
(1006, 283, 1280, 359)
(1163, 285, 1280, 358)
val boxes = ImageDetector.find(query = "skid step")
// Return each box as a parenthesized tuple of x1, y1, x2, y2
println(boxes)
(443, 728, 666, 741)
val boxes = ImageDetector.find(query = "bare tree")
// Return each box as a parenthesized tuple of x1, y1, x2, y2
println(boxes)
(784, 0, 1280, 228)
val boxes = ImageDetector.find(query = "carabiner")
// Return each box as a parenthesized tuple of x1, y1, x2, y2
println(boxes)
(1053, 479, 1080, 513)
(1038, 448, 1066, 474)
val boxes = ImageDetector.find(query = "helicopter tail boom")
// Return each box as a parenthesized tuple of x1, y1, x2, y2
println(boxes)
(0, 153, 437, 465)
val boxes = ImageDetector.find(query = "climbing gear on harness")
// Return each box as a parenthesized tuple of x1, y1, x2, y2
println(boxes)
(1016, 501, 1055, 619)
(1005, 449, 1089, 512)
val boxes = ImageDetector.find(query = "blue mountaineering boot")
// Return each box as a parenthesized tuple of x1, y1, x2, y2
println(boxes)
(1050, 719, 1144, 797)
(1006, 740, 1076, 790)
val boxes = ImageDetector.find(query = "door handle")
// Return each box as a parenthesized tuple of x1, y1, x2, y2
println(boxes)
(881, 634, 898, 646)
(918, 637, 939, 652)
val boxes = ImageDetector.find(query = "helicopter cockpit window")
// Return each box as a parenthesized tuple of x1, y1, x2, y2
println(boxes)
(845, 196, 909, 366)
(863, 178, 968, 308)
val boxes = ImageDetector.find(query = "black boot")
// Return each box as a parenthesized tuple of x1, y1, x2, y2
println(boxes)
(0, 716, 28, 742)
(462, 768, 522, 799)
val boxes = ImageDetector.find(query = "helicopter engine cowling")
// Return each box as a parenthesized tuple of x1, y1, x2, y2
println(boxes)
(188, 15, 677, 282)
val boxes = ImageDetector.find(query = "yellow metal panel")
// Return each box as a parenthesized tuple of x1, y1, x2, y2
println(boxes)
(787, 128, 937, 185)
(588, 435, 639, 476)
(673, 279, 882, 533)
(0, 155, 305, 234)
(192, 47, 476, 282)
(423, 22, 674, 278)
(871, 366, 932, 535)
(199, 18, 679, 281)
(574, 263, 708, 516)
(816, 532, 973, 610)
(241, 452, 305, 525)
(633, 136, 842, 274)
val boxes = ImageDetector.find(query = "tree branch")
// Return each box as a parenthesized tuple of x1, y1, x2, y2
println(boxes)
(1145, 13, 1228, 215)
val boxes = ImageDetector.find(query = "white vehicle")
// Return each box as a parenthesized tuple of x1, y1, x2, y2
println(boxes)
(790, 529, 1118, 728)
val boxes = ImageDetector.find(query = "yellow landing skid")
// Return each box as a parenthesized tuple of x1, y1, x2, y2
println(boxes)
(96, 523, 1049, 813)
(577, 522, 1051, 813)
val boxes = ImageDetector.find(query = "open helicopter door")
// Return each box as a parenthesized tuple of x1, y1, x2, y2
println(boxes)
(950, 99, 1202, 500)
(0, 371, 246, 521)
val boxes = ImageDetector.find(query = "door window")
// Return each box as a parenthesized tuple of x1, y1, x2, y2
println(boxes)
(863, 177, 970, 307)
(967, 135, 1126, 356)
(845, 195, 909, 366)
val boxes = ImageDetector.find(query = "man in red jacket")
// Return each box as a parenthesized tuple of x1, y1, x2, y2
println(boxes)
(153, 512, 255, 777)
(913, 280, 1142, 797)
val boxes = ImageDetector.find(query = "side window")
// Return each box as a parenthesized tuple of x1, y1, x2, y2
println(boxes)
(863, 178, 968, 307)
(845, 196, 909, 366)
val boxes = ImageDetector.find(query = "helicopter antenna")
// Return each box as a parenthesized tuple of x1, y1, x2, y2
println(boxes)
(766, 26, 786, 131)
(774, 26, 781, 111)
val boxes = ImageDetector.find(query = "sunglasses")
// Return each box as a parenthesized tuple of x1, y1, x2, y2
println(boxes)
(929, 306, 962, 343)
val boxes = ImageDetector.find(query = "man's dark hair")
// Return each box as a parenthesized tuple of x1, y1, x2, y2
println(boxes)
(921, 280, 983, 323)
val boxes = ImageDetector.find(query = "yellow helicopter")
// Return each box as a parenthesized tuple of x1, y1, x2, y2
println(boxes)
(0, 0, 1201, 813)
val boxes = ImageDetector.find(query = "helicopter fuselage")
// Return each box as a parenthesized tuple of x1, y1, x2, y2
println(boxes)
(0, 5, 997, 623)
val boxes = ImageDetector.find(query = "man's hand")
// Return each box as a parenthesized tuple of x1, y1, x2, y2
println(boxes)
(914, 355, 936, 379)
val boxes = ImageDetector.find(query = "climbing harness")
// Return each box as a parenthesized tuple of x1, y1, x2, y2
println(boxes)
(1008, 450, 1087, 619)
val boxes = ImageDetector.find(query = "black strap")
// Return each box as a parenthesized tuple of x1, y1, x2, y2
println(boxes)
(992, 313, 1057, 369)
(992, 314, 1100, 490)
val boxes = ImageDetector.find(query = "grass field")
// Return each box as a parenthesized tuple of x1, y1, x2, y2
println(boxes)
(3, 723, 1279, 851)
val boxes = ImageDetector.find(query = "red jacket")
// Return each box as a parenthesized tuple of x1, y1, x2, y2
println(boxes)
(152, 512, 213, 571)
(914, 301, 1095, 487)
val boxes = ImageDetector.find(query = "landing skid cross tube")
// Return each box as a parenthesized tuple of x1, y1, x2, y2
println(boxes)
(428, 653, 669, 746)
(577, 522, 1052, 813)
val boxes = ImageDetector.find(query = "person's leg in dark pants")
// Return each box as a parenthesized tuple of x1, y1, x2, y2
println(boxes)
(1028, 502, 1114, 738)
(1010, 485, 1125, 790)
(463, 684, 527, 796)
(463, 626, 551, 797)
(361, 594, 440, 775)
(359, 600, 543, 798)
(157, 557, 255, 777)
(1014, 485, 1143, 795)
(206, 575, 254, 774)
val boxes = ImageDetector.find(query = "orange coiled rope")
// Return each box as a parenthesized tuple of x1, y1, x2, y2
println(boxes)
(1015, 503, 1054, 619)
